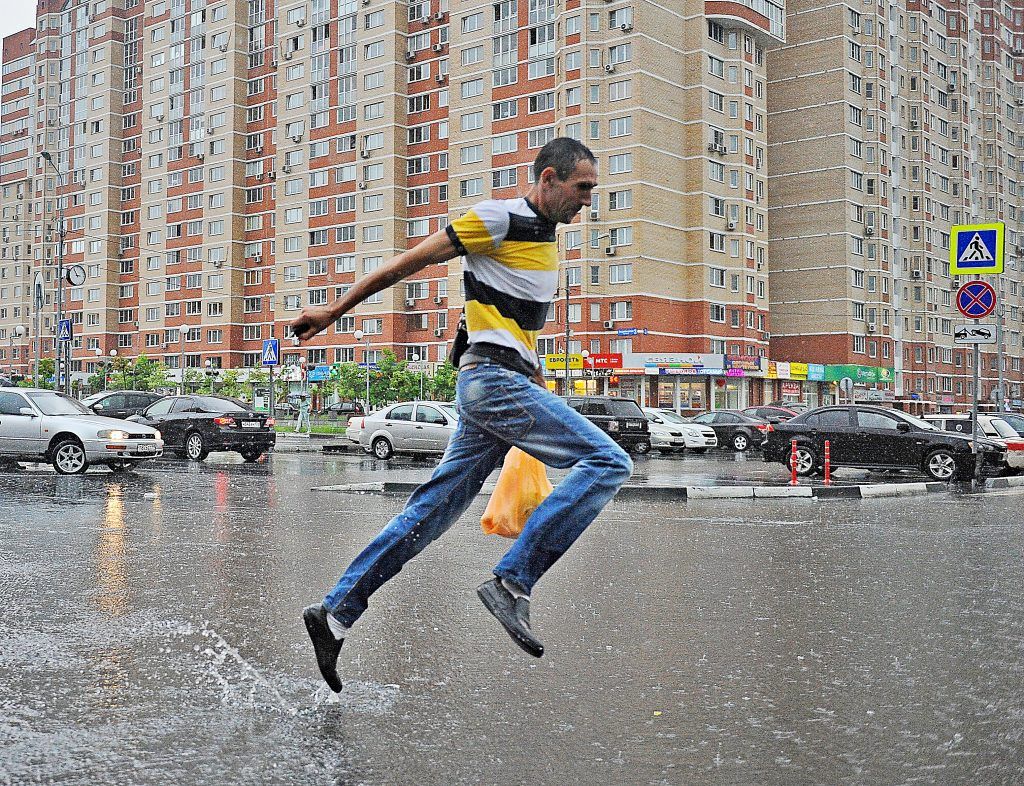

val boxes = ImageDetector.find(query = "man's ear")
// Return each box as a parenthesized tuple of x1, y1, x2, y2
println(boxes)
(539, 166, 559, 186)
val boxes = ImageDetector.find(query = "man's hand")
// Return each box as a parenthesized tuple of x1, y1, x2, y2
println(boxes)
(290, 306, 337, 342)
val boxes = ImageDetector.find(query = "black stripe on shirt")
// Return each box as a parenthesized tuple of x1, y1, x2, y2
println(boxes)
(505, 211, 557, 243)
(464, 270, 548, 330)
(445, 224, 468, 256)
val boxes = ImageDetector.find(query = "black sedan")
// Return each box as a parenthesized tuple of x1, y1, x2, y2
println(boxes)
(742, 405, 800, 424)
(129, 395, 276, 462)
(317, 400, 365, 418)
(81, 390, 164, 420)
(690, 410, 771, 451)
(763, 404, 1006, 481)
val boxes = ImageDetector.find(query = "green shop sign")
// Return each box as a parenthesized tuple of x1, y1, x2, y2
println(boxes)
(824, 365, 895, 384)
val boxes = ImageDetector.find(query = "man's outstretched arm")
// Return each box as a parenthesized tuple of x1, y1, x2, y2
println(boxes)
(290, 229, 460, 341)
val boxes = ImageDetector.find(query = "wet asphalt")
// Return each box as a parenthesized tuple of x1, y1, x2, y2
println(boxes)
(2, 451, 1024, 785)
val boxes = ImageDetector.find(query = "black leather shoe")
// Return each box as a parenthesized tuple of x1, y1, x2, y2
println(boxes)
(477, 578, 544, 658)
(302, 604, 344, 692)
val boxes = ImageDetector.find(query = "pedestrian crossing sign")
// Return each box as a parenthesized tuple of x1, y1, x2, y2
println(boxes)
(261, 338, 280, 366)
(56, 318, 72, 343)
(950, 223, 1003, 275)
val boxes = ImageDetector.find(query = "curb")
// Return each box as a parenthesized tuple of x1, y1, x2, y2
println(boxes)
(984, 475, 1024, 489)
(309, 480, 955, 500)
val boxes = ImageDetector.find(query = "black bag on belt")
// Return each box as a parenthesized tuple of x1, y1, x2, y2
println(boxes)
(448, 312, 468, 367)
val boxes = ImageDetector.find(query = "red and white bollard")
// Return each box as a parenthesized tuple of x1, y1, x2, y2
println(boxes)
(789, 438, 799, 486)
(823, 440, 832, 486)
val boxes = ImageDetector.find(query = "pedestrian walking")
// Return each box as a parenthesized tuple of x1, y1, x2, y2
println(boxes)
(294, 393, 311, 434)
(290, 138, 633, 692)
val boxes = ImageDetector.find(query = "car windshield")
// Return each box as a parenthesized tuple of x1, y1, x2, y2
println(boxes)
(656, 410, 689, 424)
(891, 410, 939, 431)
(25, 391, 91, 416)
(990, 418, 1020, 438)
(999, 414, 1024, 434)
(195, 396, 247, 413)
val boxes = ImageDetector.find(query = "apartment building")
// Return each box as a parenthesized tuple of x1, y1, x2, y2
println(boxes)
(1, 0, 782, 410)
(768, 0, 1024, 410)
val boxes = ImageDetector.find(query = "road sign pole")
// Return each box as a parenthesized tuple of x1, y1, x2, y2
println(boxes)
(972, 337, 982, 485)
(997, 302, 1006, 412)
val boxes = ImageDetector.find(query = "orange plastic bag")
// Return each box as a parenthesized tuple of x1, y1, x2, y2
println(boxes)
(480, 448, 553, 539)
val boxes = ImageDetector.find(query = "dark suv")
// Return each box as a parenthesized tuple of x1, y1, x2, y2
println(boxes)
(129, 394, 276, 462)
(317, 400, 365, 418)
(566, 396, 650, 454)
(81, 390, 164, 420)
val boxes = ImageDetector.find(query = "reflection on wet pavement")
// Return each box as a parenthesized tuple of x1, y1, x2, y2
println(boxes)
(1, 454, 1024, 784)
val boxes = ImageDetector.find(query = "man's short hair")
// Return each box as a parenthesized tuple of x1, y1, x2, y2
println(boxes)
(532, 137, 596, 183)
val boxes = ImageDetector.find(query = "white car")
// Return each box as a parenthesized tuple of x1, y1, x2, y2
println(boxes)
(0, 388, 163, 474)
(359, 401, 459, 460)
(923, 413, 1024, 472)
(345, 414, 367, 445)
(642, 408, 718, 453)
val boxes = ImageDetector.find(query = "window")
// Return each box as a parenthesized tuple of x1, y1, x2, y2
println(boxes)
(609, 301, 632, 320)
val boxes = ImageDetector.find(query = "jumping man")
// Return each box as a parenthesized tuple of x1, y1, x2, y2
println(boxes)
(290, 138, 633, 692)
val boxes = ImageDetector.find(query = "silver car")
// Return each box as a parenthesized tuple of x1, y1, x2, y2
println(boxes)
(642, 408, 719, 453)
(0, 388, 163, 474)
(359, 401, 458, 459)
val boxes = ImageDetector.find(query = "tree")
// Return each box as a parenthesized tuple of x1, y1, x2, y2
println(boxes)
(21, 358, 55, 389)
(182, 368, 204, 392)
(219, 369, 242, 399)
(429, 361, 457, 402)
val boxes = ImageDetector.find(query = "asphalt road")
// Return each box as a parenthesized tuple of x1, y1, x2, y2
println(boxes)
(2, 453, 1024, 785)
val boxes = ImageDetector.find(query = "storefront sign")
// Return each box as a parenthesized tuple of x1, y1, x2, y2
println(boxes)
(824, 364, 895, 384)
(585, 353, 623, 369)
(726, 368, 746, 377)
(789, 362, 809, 379)
(766, 362, 778, 379)
(775, 361, 790, 379)
(725, 355, 761, 372)
(781, 381, 802, 395)
(807, 364, 825, 381)
(543, 354, 584, 370)
(635, 353, 724, 376)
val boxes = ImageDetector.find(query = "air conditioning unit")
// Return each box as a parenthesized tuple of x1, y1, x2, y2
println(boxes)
(947, 83, 956, 92)
(405, 51, 416, 61)
(909, 120, 919, 129)
(604, 246, 616, 256)
(357, 181, 367, 189)
(726, 221, 736, 230)
(284, 50, 293, 60)
(910, 269, 922, 279)
(433, 295, 444, 304)
(1017, 99, 1024, 106)
(296, 17, 306, 26)
(211, 259, 223, 268)
(436, 74, 446, 83)
(46, 120, 55, 127)
(589, 208, 599, 220)
(865, 225, 874, 235)
(362, 0, 370, 5)
(155, 113, 165, 121)
(434, 11, 445, 20)
(603, 320, 614, 329)
(604, 63, 615, 73)
(360, 149, 371, 158)
(762, 331, 771, 341)
(268, 171, 277, 180)
(405, 298, 416, 307)
(253, 255, 262, 264)
(432, 43, 443, 53)
(620, 23, 633, 32)
(218, 44, 228, 53)
(291, 134, 302, 142)
(434, 328, 444, 337)
(256, 173, 264, 180)
(281, 164, 291, 173)
(254, 145, 264, 154)
(196, 152, 205, 161)
(867, 322, 876, 333)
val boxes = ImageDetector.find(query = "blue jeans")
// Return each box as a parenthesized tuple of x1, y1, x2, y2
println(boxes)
(322, 362, 633, 626)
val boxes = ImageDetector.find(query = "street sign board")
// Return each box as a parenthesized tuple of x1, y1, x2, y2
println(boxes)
(950, 223, 1003, 275)
(616, 328, 648, 336)
(56, 318, 72, 343)
(307, 364, 330, 382)
(261, 338, 280, 366)
(954, 323, 998, 345)
(956, 281, 997, 319)
(839, 377, 854, 394)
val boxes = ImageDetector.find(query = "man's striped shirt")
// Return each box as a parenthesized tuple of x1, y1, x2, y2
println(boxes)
(446, 197, 558, 370)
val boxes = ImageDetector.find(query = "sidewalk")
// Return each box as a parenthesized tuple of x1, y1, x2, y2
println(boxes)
(274, 432, 355, 454)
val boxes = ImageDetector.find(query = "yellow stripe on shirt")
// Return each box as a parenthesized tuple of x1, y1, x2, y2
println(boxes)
(465, 300, 538, 353)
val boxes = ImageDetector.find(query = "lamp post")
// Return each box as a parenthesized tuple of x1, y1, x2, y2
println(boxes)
(580, 349, 590, 396)
(40, 150, 68, 395)
(8, 325, 26, 379)
(93, 347, 103, 391)
(411, 353, 424, 400)
(204, 358, 214, 393)
(354, 328, 370, 410)
(109, 349, 119, 389)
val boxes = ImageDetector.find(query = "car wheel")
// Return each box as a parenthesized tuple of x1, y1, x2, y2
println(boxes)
(632, 441, 651, 455)
(924, 448, 958, 482)
(790, 445, 818, 477)
(52, 439, 88, 475)
(240, 448, 263, 462)
(731, 432, 750, 452)
(185, 432, 209, 462)
(372, 436, 393, 460)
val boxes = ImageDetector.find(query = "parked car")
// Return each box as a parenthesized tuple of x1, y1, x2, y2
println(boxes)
(998, 412, 1024, 437)
(81, 390, 165, 420)
(566, 396, 650, 454)
(923, 413, 1024, 473)
(689, 410, 771, 452)
(129, 395, 276, 462)
(768, 400, 810, 413)
(641, 408, 717, 453)
(0, 375, 14, 387)
(764, 404, 1006, 481)
(0, 388, 163, 474)
(317, 400, 365, 418)
(346, 414, 368, 446)
(742, 405, 800, 424)
(275, 401, 299, 417)
(359, 401, 459, 459)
